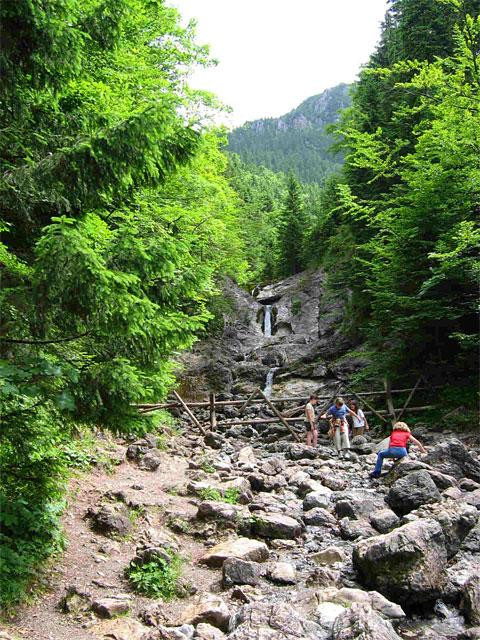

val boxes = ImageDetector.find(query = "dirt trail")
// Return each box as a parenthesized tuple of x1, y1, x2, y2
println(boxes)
(4, 436, 216, 640)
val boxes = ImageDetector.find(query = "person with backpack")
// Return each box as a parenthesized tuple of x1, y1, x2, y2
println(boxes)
(369, 421, 426, 478)
(321, 397, 359, 457)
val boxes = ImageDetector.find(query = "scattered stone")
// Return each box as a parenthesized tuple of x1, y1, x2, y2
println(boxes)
(386, 470, 441, 515)
(461, 522, 480, 553)
(267, 561, 296, 584)
(370, 509, 400, 534)
(88, 503, 132, 537)
(197, 501, 248, 527)
(339, 517, 376, 540)
(316, 587, 405, 620)
(92, 618, 148, 640)
(229, 601, 323, 639)
(332, 603, 402, 640)
(311, 546, 347, 565)
(60, 585, 91, 614)
(139, 448, 163, 471)
(126, 439, 152, 461)
(199, 537, 269, 567)
(353, 518, 448, 606)
(194, 623, 226, 639)
(181, 594, 230, 631)
(304, 507, 337, 528)
(222, 557, 264, 587)
(252, 512, 302, 539)
(92, 594, 131, 618)
(236, 446, 256, 467)
(315, 602, 346, 636)
(154, 625, 195, 640)
(204, 432, 225, 449)
(303, 487, 332, 511)
(334, 489, 385, 520)
(287, 443, 318, 460)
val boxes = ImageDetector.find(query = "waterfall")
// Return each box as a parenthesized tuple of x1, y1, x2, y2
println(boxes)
(264, 305, 272, 337)
(263, 367, 279, 397)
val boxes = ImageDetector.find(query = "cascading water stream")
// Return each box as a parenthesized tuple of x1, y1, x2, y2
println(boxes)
(263, 366, 279, 397)
(263, 305, 272, 337)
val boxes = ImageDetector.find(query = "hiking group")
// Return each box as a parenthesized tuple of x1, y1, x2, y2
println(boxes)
(304, 395, 426, 478)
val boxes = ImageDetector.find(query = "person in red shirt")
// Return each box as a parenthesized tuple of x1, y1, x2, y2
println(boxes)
(370, 422, 426, 478)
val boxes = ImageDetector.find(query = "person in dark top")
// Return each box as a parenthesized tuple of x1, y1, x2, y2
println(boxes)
(370, 421, 426, 478)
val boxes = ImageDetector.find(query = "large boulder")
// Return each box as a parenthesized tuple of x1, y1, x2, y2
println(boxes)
(229, 601, 323, 640)
(303, 487, 332, 511)
(384, 458, 458, 490)
(252, 512, 302, 539)
(424, 439, 480, 483)
(353, 518, 448, 606)
(332, 603, 402, 640)
(334, 489, 386, 521)
(386, 470, 441, 515)
(222, 558, 265, 587)
(199, 538, 269, 567)
(462, 576, 480, 625)
(410, 499, 478, 557)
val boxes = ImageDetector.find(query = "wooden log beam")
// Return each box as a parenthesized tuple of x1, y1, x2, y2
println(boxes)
(172, 390, 206, 435)
(257, 388, 301, 442)
(209, 392, 217, 431)
(396, 375, 423, 422)
(383, 378, 397, 423)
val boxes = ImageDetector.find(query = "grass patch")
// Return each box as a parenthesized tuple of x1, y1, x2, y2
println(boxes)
(198, 487, 240, 504)
(199, 457, 215, 474)
(126, 552, 183, 600)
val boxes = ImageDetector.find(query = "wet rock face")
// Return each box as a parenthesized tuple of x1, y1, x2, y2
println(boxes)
(353, 518, 448, 606)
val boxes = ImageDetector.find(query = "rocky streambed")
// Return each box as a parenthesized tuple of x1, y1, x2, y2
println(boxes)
(11, 415, 479, 640)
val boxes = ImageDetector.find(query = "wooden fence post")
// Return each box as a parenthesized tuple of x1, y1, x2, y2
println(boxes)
(209, 392, 217, 431)
(396, 375, 422, 421)
(172, 390, 206, 436)
(257, 388, 301, 442)
(383, 378, 396, 423)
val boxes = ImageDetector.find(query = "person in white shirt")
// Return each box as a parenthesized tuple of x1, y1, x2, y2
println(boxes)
(304, 394, 318, 447)
(349, 400, 369, 437)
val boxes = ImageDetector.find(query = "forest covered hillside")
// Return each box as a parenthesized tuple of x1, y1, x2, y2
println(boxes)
(227, 83, 351, 184)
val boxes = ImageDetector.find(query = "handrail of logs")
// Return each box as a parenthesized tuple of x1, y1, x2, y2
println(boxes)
(136, 376, 437, 439)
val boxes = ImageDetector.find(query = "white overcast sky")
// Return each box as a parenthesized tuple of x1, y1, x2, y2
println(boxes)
(169, 0, 388, 127)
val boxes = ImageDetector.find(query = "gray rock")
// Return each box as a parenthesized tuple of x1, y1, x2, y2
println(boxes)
(461, 522, 480, 553)
(92, 595, 131, 618)
(126, 439, 152, 461)
(194, 623, 225, 640)
(197, 501, 248, 526)
(334, 489, 386, 520)
(339, 517, 377, 540)
(199, 538, 269, 567)
(252, 512, 302, 539)
(409, 499, 478, 557)
(181, 595, 230, 631)
(462, 576, 480, 625)
(303, 488, 332, 510)
(154, 625, 195, 640)
(222, 557, 264, 587)
(204, 432, 225, 450)
(316, 587, 405, 620)
(332, 603, 402, 640)
(387, 470, 441, 515)
(353, 518, 448, 606)
(304, 507, 338, 528)
(466, 489, 480, 510)
(138, 448, 163, 471)
(60, 585, 91, 614)
(287, 443, 318, 460)
(311, 546, 347, 565)
(370, 509, 400, 534)
(88, 503, 132, 537)
(267, 561, 297, 584)
(229, 601, 324, 639)
(424, 439, 480, 483)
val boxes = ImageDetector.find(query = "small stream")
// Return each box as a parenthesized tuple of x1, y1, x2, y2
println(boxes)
(263, 304, 272, 337)
(263, 367, 279, 397)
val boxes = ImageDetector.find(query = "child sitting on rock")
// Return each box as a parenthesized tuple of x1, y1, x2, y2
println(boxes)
(370, 421, 426, 478)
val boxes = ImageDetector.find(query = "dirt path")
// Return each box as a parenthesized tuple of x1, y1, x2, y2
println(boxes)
(3, 436, 217, 640)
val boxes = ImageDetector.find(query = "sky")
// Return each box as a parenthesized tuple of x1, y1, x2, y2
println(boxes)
(170, 0, 388, 127)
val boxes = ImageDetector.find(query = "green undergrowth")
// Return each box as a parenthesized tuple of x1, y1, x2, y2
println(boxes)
(198, 487, 240, 504)
(126, 552, 183, 599)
